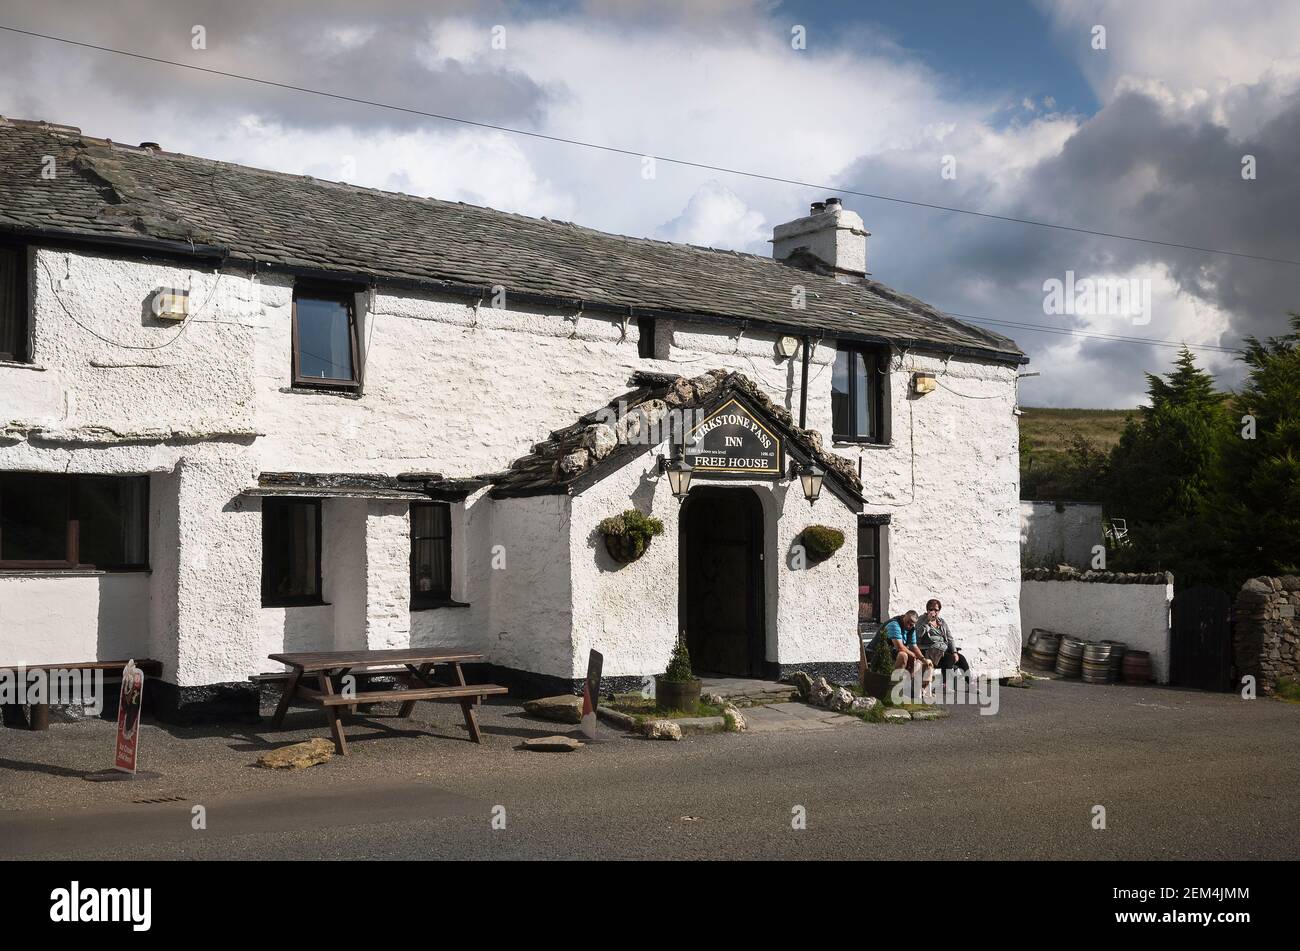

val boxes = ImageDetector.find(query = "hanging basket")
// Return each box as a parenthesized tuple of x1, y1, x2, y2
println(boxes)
(604, 533, 648, 564)
(598, 510, 664, 565)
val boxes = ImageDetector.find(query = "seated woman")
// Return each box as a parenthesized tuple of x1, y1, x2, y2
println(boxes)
(917, 598, 971, 679)
(881, 610, 932, 693)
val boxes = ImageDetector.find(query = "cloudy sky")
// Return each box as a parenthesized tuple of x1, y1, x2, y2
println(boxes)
(1, 0, 1297, 407)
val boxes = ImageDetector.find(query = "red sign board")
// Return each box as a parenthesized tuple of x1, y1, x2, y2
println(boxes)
(114, 660, 145, 773)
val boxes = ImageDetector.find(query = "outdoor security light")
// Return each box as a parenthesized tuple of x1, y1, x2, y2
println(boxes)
(912, 372, 937, 395)
(775, 335, 800, 359)
(791, 460, 824, 505)
(659, 454, 693, 502)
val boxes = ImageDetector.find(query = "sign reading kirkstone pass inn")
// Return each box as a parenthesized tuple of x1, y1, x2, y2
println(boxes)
(683, 398, 783, 477)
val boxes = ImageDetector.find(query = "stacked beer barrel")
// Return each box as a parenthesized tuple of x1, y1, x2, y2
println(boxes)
(1081, 642, 1114, 683)
(1122, 650, 1153, 684)
(1054, 635, 1086, 678)
(1027, 629, 1061, 671)
(1102, 640, 1127, 681)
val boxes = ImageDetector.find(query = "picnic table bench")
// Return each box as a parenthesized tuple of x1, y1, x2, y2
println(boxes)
(4, 659, 162, 731)
(260, 649, 507, 755)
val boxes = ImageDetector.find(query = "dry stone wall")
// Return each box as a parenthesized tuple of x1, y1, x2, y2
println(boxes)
(1234, 576, 1300, 695)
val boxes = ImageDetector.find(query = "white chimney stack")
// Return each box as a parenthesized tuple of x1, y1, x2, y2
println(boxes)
(772, 197, 869, 282)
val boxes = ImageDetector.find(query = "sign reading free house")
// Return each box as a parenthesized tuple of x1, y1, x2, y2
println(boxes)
(683, 398, 783, 477)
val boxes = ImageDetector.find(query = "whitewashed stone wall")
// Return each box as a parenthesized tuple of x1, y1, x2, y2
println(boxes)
(1020, 501, 1105, 569)
(1, 245, 1024, 689)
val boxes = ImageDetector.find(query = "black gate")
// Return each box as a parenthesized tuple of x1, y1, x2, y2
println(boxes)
(1170, 585, 1233, 691)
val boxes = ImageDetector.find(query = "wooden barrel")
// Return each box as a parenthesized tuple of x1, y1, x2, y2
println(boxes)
(1054, 635, 1085, 679)
(1028, 631, 1061, 671)
(1102, 640, 1127, 681)
(1122, 650, 1153, 684)
(1082, 642, 1114, 683)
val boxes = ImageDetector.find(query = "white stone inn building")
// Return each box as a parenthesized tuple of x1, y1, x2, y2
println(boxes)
(0, 117, 1026, 720)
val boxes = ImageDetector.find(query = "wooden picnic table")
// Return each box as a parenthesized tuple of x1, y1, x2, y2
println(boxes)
(265, 649, 507, 755)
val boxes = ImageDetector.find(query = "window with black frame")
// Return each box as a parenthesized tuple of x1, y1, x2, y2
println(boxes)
(0, 473, 148, 569)
(857, 520, 881, 627)
(832, 345, 886, 443)
(292, 285, 360, 390)
(261, 498, 322, 605)
(410, 501, 453, 608)
(1, 244, 29, 363)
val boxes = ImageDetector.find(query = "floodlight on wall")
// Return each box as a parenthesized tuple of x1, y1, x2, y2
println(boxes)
(775, 335, 800, 359)
(790, 460, 824, 505)
(150, 287, 189, 321)
(912, 372, 937, 395)
(659, 454, 694, 502)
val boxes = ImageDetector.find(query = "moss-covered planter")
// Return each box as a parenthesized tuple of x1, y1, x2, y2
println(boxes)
(799, 525, 846, 564)
(599, 510, 665, 564)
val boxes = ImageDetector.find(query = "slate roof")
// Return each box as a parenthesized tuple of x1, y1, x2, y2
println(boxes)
(0, 117, 1023, 363)
(489, 369, 864, 509)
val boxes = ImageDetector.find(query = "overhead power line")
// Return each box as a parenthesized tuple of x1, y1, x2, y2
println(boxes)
(3, 23, 1298, 268)
(951, 312, 1241, 354)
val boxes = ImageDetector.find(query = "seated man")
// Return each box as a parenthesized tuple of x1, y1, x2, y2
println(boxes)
(882, 610, 932, 695)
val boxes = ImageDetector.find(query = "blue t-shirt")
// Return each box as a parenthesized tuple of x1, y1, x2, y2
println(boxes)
(883, 617, 915, 647)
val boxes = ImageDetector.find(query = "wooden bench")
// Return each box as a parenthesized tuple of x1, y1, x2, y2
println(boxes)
(4, 659, 163, 731)
(263, 649, 506, 755)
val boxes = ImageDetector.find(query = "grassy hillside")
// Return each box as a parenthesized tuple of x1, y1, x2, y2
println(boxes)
(1019, 407, 1136, 501)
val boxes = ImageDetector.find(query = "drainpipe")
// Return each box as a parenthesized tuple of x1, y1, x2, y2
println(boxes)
(799, 335, 810, 429)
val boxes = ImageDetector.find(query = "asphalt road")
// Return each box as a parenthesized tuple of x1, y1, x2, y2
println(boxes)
(2, 676, 1297, 860)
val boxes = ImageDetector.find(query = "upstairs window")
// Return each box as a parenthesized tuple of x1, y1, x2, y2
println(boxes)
(0, 473, 148, 570)
(0, 244, 29, 362)
(261, 498, 322, 606)
(410, 501, 453, 608)
(832, 345, 886, 443)
(292, 286, 359, 390)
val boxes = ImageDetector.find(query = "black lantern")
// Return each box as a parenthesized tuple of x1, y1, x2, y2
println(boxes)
(790, 459, 824, 505)
(659, 454, 693, 502)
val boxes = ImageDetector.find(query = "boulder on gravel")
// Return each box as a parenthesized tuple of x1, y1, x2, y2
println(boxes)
(790, 672, 813, 701)
(722, 704, 747, 732)
(522, 735, 585, 752)
(809, 676, 833, 707)
(642, 719, 683, 740)
(828, 687, 854, 712)
(257, 738, 335, 770)
(523, 695, 583, 724)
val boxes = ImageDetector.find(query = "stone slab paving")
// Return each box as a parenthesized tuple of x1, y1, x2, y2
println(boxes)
(741, 702, 856, 732)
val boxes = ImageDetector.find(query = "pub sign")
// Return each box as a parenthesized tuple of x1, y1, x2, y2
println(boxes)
(682, 398, 783, 477)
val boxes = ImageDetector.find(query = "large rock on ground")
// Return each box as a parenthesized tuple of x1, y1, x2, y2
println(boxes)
(850, 696, 879, 714)
(790, 672, 813, 701)
(523, 735, 585, 752)
(828, 687, 854, 712)
(257, 738, 335, 770)
(642, 719, 683, 740)
(722, 704, 747, 732)
(523, 695, 584, 724)
(808, 676, 834, 707)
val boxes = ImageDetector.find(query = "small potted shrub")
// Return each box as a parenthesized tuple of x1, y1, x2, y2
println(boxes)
(599, 509, 665, 564)
(799, 525, 845, 565)
(862, 631, 897, 702)
(655, 638, 701, 714)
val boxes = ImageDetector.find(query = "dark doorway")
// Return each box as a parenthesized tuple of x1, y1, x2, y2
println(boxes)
(680, 487, 765, 677)
(1170, 585, 1233, 692)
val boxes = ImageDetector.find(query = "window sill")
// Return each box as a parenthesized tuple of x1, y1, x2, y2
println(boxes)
(0, 567, 151, 577)
(411, 599, 471, 612)
(0, 359, 44, 371)
(283, 385, 362, 399)
(833, 439, 892, 449)
(262, 599, 331, 609)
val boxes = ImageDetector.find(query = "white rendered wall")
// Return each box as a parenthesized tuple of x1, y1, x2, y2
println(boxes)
(1021, 579, 1173, 682)
(1020, 501, 1105, 569)
(0, 573, 150, 665)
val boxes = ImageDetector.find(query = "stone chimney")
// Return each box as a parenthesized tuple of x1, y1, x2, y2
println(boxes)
(772, 197, 869, 283)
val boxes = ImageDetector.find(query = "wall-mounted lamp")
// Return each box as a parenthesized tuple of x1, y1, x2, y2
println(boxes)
(150, 287, 189, 321)
(658, 454, 694, 503)
(912, 371, 937, 395)
(789, 459, 824, 505)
